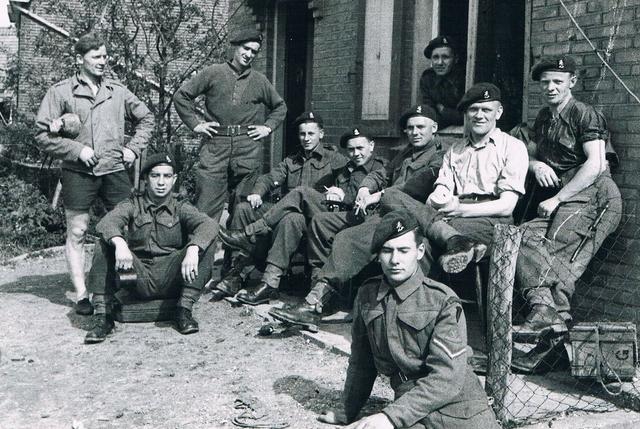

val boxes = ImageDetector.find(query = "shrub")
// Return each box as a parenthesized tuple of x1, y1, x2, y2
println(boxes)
(0, 166, 66, 259)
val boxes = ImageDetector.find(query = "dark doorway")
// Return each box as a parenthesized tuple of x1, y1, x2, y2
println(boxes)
(282, 1, 313, 156)
(474, 0, 526, 130)
(439, 0, 469, 70)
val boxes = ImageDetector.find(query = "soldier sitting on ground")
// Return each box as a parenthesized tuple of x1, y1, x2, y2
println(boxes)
(209, 111, 348, 303)
(84, 153, 218, 344)
(218, 126, 385, 305)
(420, 36, 465, 129)
(317, 210, 499, 429)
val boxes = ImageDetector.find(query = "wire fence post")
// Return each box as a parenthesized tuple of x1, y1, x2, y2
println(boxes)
(486, 224, 523, 423)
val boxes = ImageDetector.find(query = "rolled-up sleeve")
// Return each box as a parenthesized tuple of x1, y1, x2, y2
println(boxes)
(433, 149, 455, 192)
(497, 138, 529, 196)
(382, 297, 469, 428)
(576, 105, 608, 145)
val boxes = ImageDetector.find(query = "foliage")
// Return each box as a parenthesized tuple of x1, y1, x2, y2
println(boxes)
(0, 165, 66, 259)
(0, 119, 44, 165)
(29, 0, 234, 155)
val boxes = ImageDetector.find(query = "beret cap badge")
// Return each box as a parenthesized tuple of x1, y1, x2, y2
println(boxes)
(483, 90, 490, 99)
(558, 59, 565, 69)
(395, 221, 405, 233)
(354, 128, 360, 135)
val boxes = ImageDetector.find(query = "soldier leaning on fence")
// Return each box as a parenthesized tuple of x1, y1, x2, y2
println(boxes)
(218, 126, 385, 306)
(376, 83, 529, 276)
(419, 36, 465, 129)
(84, 153, 218, 344)
(35, 33, 154, 317)
(208, 111, 348, 302)
(173, 29, 286, 224)
(317, 210, 499, 429)
(512, 56, 622, 342)
(269, 104, 447, 332)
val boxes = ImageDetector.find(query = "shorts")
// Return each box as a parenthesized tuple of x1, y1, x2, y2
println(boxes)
(60, 168, 132, 212)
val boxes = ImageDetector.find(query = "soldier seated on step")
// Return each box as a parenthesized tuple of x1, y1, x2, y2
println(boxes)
(217, 125, 385, 306)
(84, 153, 218, 344)
(208, 111, 348, 304)
(316, 210, 500, 429)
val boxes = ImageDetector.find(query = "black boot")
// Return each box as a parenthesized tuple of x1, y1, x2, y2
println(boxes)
(512, 304, 568, 343)
(176, 307, 199, 335)
(84, 314, 115, 344)
(209, 267, 244, 302)
(219, 227, 256, 254)
(236, 283, 278, 306)
(269, 302, 321, 333)
(439, 235, 487, 273)
(75, 298, 94, 316)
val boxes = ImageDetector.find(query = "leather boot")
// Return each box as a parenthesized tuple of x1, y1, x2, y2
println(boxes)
(512, 304, 568, 343)
(219, 227, 256, 254)
(236, 283, 279, 306)
(269, 302, 321, 333)
(84, 314, 115, 344)
(209, 268, 244, 302)
(439, 235, 487, 273)
(176, 307, 199, 335)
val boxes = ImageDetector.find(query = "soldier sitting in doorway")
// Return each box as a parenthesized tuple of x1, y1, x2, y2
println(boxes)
(420, 36, 466, 129)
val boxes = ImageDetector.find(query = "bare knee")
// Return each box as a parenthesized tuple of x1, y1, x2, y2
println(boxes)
(66, 212, 90, 245)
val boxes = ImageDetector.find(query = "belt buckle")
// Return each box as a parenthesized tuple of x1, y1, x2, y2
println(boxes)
(231, 125, 241, 136)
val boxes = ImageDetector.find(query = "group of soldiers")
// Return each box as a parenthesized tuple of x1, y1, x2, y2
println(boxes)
(34, 30, 622, 428)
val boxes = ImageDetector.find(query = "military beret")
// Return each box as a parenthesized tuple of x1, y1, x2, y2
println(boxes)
(424, 35, 456, 59)
(456, 82, 502, 112)
(398, 104, 438, 129)
(339, 126, 371, 148)
(58, 113, 82, 138)
(531, 55, 577, 81)
(371, 210, 419, 253)
(229, 29, 264, 45)
(141, 153, 176, 176)
(293, 111, 324, 128)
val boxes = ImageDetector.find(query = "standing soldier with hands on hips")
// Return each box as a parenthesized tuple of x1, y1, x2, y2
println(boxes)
(173, 29, 287, 226)
(35, 33, 153, 316)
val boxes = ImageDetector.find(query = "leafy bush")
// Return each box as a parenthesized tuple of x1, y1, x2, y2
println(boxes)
(0, 121, 44, 165)
(0, 166, 66, 259)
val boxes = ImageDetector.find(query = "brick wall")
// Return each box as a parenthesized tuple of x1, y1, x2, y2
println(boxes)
(529, 0, 640, 323)
(0, 26, 18, 96)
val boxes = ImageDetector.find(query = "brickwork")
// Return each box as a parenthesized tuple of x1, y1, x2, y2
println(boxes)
(529, 0, 640, 324)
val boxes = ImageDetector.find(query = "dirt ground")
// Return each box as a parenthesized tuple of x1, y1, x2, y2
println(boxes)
(0, 249, 393, 429)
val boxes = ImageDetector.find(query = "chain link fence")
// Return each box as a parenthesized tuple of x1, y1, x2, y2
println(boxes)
(476, 196, 639, 427)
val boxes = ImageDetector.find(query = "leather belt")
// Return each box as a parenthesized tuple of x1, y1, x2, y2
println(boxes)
(459, 194, 498, 203)
(214, 124, 250, 137)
